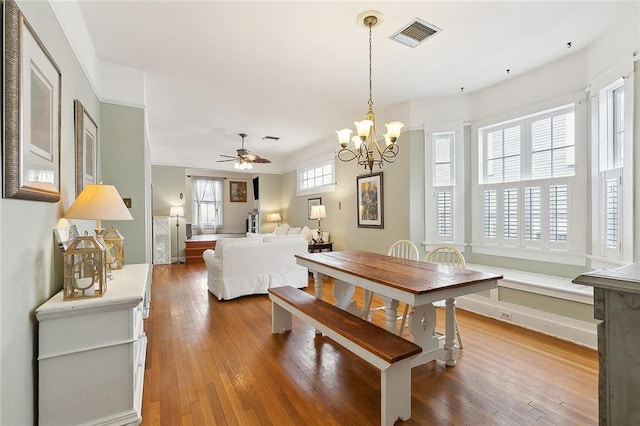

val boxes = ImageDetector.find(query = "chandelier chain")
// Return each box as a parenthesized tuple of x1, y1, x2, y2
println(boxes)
(368, 22, 373, 110)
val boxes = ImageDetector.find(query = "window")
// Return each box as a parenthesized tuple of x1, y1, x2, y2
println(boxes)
(192, 177, 223, 232)
(477, 105, 575, 251)
(433, 132, 454, 240)
(595, 79, 626, 261)
(297, 158, 335, 195)
(425, 129, 464, 245)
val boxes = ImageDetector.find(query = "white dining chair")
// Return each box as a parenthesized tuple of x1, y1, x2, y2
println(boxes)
(421, 244, 466, 348)
(363, 240, 419, 334)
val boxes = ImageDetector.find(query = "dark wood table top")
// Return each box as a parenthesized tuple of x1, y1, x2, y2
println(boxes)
(296, 250, 503, 296)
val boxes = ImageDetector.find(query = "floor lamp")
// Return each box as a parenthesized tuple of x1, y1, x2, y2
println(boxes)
(170, 206, 184, 264)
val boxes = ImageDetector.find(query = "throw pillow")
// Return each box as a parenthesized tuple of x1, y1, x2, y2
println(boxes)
(300, 226, 311, 241)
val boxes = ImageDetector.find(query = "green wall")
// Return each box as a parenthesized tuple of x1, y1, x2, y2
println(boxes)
(0, 1, 100, 423)
(100, 103, 147, 264)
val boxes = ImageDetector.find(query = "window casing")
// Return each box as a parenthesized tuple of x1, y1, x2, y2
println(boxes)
(476, 105, 576, 252)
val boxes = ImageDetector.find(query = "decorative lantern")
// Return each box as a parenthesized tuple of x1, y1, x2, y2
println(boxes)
(103, 227, 125, 270)
(63, 235, 107, 300)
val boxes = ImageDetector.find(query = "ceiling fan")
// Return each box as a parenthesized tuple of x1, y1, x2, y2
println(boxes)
(217, 133, 271, 169)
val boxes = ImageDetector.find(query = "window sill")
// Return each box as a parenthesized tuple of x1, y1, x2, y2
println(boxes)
(465, 263, 593, 304)
(471, 243, 586, 266)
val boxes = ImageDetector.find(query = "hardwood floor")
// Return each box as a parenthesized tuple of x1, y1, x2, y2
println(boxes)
(142, 263, 598, 425)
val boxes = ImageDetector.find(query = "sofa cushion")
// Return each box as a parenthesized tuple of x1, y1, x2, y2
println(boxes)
(214, 238, 257, 259)
(273, 225, 289, 235)
(287, 226, 302, 235)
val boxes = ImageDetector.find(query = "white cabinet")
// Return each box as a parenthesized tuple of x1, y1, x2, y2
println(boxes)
(153, 216, 171, 264)
(36, 264, 152, 426)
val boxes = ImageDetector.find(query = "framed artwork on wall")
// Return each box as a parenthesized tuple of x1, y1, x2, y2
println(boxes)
(229, 181, 247, 202)
(3, 0, 61, 202)
(308, 197, 321, 220)
(74, 100, 98, 197)
(356, 172, 384, 228)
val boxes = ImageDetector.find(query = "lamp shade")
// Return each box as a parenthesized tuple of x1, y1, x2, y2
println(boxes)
(64, 184, 133, 221)
(266, 212, 281, 222)
(310, 205, 327, 220)
(170, 206, 184, 217)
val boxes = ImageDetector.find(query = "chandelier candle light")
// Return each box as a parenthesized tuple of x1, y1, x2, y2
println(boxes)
(337, 11, 404, 174)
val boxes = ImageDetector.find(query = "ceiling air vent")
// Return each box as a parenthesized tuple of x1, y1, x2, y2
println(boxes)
(390, 18, 441, 48)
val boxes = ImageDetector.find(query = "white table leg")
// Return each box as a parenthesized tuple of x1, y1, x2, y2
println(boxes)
(444, 298, 459, 366)
(379, 296, 400, 334)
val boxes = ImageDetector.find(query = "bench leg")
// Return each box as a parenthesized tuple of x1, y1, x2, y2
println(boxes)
(271, 301, 292, 333)
(381, 359, 413, 426)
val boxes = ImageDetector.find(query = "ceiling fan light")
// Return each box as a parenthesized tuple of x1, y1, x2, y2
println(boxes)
(336, 129, 353, 148)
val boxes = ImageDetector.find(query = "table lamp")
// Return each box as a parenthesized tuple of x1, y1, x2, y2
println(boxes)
(170, 206, 185, 264)
(309, 205, 327, 243)
(64, 183, 133, 239)
(266, 212, 282, 227)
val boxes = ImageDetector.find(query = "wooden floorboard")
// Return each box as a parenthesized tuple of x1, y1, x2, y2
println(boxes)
(142, 263, 598, 425)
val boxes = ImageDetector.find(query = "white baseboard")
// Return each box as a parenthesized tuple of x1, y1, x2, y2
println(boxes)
(457, 294, 598, 349)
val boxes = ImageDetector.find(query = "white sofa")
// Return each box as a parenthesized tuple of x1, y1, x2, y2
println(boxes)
(203, 235, 308, 300)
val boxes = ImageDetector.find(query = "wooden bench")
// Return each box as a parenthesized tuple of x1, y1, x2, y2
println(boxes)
(268, 286, 422, 426)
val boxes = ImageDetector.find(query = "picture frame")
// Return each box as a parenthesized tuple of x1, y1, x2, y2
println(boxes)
(308, 197, 321, 220)
(356, 172, 384, 228)
(74, 100, 98, 197)
(3, 0, 61, 202)
(229, 181, 247, 202)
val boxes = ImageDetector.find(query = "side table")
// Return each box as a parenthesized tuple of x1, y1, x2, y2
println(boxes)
(308, 242, 333, 253)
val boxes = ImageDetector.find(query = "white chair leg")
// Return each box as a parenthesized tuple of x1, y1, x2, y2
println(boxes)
(455, 315, 463, 349)
(398, 304, 410, 335)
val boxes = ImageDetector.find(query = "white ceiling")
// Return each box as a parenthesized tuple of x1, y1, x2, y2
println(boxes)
(75, 1, 633, 173)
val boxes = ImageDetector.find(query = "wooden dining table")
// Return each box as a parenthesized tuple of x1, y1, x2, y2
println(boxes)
(295, 250, 503, 368)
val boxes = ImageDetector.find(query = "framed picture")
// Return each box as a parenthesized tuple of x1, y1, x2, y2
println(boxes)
(74, 100, 98, 197)
(308, 197, 321, 220)
(356, 172, 384, 228)
(229, 181, 247, 202)
(3, 0, 61, 202)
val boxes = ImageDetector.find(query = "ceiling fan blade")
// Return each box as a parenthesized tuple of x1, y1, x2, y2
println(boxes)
(252, 157, 271, 163)
(243, 154, 258, 161)
(216, 158, 237, 162)
(219, 154, 238, 159)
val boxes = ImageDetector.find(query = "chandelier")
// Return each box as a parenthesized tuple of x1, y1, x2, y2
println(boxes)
(337, 11, 404, 174)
